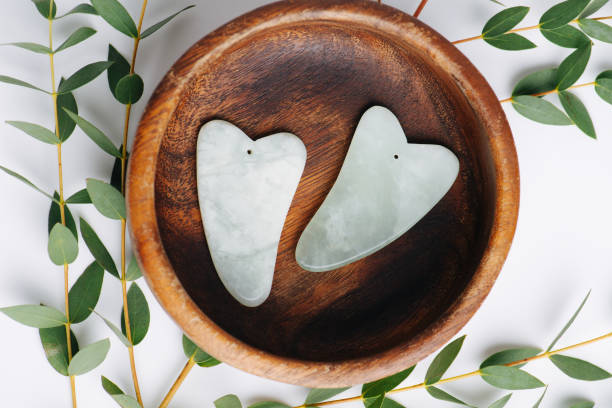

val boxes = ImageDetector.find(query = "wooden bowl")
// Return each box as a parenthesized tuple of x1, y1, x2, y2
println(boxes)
(127, 0, 519, 387)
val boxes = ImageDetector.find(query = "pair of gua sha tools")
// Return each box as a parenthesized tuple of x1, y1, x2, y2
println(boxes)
(196, 106, 459, 307)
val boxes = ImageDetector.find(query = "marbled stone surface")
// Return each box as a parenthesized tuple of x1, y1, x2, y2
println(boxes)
(197, 120, 306, 307)
(296, 106, 460, 272)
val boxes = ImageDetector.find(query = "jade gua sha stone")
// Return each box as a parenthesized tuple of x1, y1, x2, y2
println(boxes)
(196, 120, 306, 307)
(296, 106, 460, 273)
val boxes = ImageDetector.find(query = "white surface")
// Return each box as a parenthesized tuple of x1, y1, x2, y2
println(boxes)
(197, 120, 306, 306)
(296, 106, 458, 272)
(1, 0, 612, 407)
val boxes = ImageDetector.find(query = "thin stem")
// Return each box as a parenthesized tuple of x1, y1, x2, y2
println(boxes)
(299, 330, 612, 408)
(413, 0, 429, 18)
(499, 81, 596, 103)
(158, 357, 196, 408)
(452, 16, 612, 45)
(49, 2, 76, 407)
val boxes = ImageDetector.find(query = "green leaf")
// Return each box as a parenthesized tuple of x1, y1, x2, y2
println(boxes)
(57, 79, 78, 142)
(0, 75, 49, 93)
(570, 401, 595, 408)
(107, 45, 131, 101)
(120, 283, 150, 346)
(49, 192, 78, 240)
(91, 0, 138, 37)
(488, 394, 512, 408)
(101, 375, 123, 395)
(49, 223, 79, 265)
(550, 354, 612, 380)
(86, 178, 126, 220)
(363, 395, 385, 408)
(182, 335, 221, 366)
(480, 366, 546, 390)
(55, 27, 96, 53)
(93, 311, 131, 347)
(482, 6, 530, 37)
(578, 18, 612, 42)
(426, 386, 471, 406)
(0, 165, 55, 201)
(6, 121, 58, 144)
(425, 336, 465, 385)
(580, 0, 610, 17)
(480, 347, 542, 369)
(559, 91, 596, 138)
(532, 387, 548, 408)
(362, 366, 415, 397)
(557, 44, 592, 91)
(215, 395, 243, 408)
(540, 0, 591, 29)
(112, 395, 142, 408)
(56, 4, 98, 19)
(110, 145, 127, 190)
(126, 257, 143, 281)
(248, 402, 291, 408)
(512, 95, 573, 125)
(79, 217, 119, 278)
(305, 388, 351, 405)
(32, 0, 57, 19)
(63, 109, 121, 158)
(39, 326, 79, 376)
(540, 25, 590, 48)
(66, 188, 92, 204)
(0, 305, 67, 328)
(140, 5, 195, 39)
(548, 290, 591, 351)
(68, 338, 110, 375)
(1, 42, 52, 54)
(595, 70, 612, 105)
(58, 61, 114, 94)
(68, 262, 104, 323)
(115, 73, 144, 105)
(484, 33, 537, 50)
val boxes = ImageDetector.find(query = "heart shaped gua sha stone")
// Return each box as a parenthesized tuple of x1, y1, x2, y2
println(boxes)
(296, 106, 459, 273)
(197, 120, 306, 307)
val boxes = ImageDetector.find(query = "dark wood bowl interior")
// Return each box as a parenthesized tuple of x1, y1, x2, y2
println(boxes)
(154, 20, 494, 362)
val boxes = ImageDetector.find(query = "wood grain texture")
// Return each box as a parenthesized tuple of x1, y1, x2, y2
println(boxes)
(127, 0, 519, 387)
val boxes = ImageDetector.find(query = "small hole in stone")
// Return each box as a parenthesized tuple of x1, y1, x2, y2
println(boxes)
(394, 154, 399, 159)
(247, 149, 252, 155)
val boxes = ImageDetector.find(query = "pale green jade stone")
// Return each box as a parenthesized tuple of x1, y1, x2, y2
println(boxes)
(296, 106, 459, 273)
(197, 120, 306, 307)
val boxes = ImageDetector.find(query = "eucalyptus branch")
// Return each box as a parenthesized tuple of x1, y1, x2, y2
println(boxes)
(158, 357, 196, 408)
(499, 81, 597, 103)
(413, 0, 430, 18)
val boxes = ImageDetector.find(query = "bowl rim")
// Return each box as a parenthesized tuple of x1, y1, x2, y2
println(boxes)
(127, 0, 520, 387)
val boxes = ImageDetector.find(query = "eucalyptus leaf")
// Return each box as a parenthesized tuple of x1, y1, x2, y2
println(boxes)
(559, 91, 596, 138)
(578, 18, 612, 42)
(484, 33, 537, 50)
(595, 70, 612, 104)
(56, 3, 98, 19)
(215, 395, 243, 408)
(93, 310, 131, 347)
(550, 354, 612, 380)
(110, 145, 127, 190)
(91, 0, 138, 37)
(362, 366, 415, 397)
(570, 401, 595, 408)
(248, 402, 291, 408)
(101, 375, 123, 395)
(532, 387, 548, 408)
(305, 388, 351, 405)
(115, 73, 144, 105)
(48, 192, 77, 240)
(512, 95, 573, 125)
(68, 262, 104, 323)
(1, 42, 51, 54)
(425, 336, 465, 385)
(107, 45, 131, 101)
(0, 304, 67, 328)
(112, 395, 142, 408)
(480, 347, 542, 369)
(488, 394, 512, 408)
(66, 188, 92, 204)
(64, 109, 121, 158)
(557, 44, 592, 91)
(58, 61, 114, 94)
(86, 178, 126, 220)
(480, 366, 546, 390)
(48, 223, 79, 265)
(0, 75, 49, 93)
(6, 121, 58, 144)
(482, 6, 530, 37)
(182, 335, 221, 366)
(580, 0, 610, 17)
(363, 395, 385, 408)
(39, 326, 79, 376)
(126, 257, 142, 281)
(32, 0, 56, 19)
(79, 217, 119, 278)
(140, 5, 196, 39)
(540, 0, 591, 29)
(540, 25, 590, 48)
(547, 290, 591, 351)
(68, 338, 110, 375)
(426, 386, 471, 406)
(0, 165, 56, 201)
(57, 79, 78, 142)
(120, 283, 150, 346)
(55, 27, 97, 53)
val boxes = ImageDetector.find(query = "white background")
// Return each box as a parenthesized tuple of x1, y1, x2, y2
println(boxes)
(1, 0, 612, 407)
